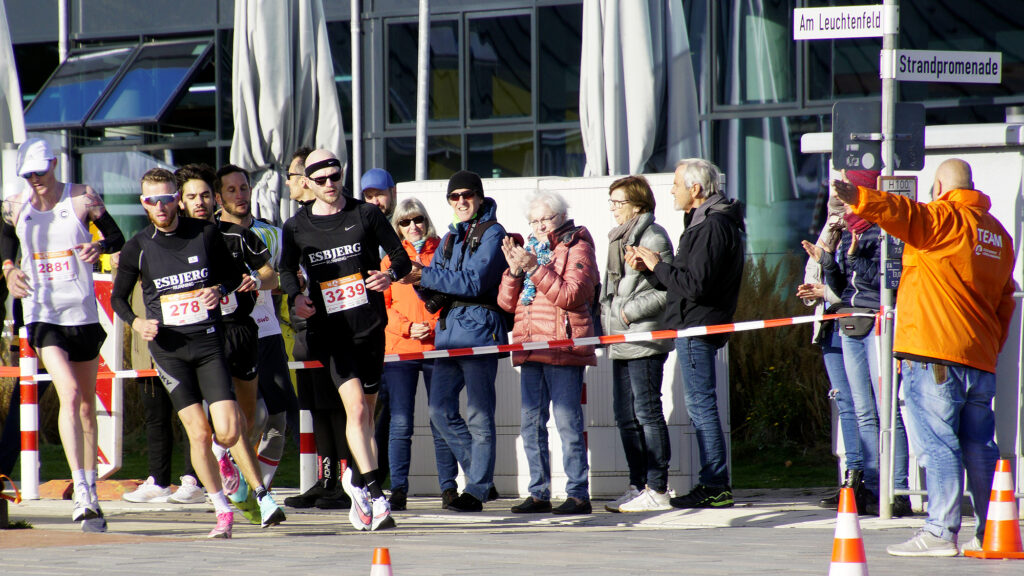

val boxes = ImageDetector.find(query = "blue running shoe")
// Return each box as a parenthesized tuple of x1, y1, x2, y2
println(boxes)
(258, 493, 286, 528)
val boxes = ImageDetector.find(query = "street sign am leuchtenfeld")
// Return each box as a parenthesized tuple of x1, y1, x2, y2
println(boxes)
(793, 5, 884, 40)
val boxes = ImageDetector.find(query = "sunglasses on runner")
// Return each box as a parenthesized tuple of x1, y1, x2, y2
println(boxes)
(398, 215, 425, 227)
(142, 193, 179, 206)
(310, 172, 342, 186)
(25, 169, 50, 179)
(447, 190, 477, 202)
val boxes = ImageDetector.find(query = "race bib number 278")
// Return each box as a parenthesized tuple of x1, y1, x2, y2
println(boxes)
(160, 289, 209, 326)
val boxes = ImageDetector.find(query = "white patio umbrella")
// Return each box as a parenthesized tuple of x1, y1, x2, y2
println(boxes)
(1, 0, 26, 199)
(230, 0, 346, 225)
(579, 0, 701, 176)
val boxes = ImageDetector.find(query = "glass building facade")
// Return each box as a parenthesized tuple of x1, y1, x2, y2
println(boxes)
(5, 0, 1024, 259)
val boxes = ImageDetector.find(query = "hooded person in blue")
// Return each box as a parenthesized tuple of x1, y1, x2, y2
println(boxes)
(411, 170, 508, 511)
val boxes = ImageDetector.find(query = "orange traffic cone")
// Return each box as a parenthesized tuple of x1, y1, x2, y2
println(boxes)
(965, 459, 1024, 559)
(370, 547, 393, 576)
(829, 487, 868, 576)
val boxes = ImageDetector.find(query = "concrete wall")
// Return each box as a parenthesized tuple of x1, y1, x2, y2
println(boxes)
(394, 173, 731, 498)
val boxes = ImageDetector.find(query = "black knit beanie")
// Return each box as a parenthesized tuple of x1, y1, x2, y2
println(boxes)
(447, 170, 484, 195)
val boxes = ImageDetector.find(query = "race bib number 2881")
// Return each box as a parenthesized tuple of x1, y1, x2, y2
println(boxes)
(320, 273, 368, 314)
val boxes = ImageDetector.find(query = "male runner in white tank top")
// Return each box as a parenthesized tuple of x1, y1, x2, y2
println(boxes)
(1, 138, 125, 533)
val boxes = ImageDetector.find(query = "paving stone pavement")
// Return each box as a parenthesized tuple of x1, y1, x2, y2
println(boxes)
(1, 488, 1022, 575)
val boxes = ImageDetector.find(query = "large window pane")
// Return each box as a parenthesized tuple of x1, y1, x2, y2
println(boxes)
(468, 131, 533, 178)
(388, 20, 460, 124)
(539, 4, 582, 123)
(326, 21, 354, 134)
(716, 1, 795, 105)
(23, 47, 134, 129)
(385, 135, 462, 183)
(89, 40, 211, 126)
(540, 129, 584, 177)
(469, 15, 531, 119)
(81, 150, 178, 240)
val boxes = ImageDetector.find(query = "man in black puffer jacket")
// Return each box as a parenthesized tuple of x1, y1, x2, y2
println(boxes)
(629, 158, 744, 510)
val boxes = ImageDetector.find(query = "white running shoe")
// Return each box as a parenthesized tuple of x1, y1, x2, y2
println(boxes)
(370, 496, 396, 531)
(605, 484, 641, 513)
(72, 483, 99, 522)
(169, 475, 206, 504)
(122, 476, 172, 503)
(617, 487, 672, 512)
(341, 467, 371, 531)
(81, 516, 108, 533)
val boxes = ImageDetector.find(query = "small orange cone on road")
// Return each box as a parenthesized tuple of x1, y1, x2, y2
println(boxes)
(370, 547, 393, 576)
(965, 459, 1024, 559)
(829, 487, 868, 576)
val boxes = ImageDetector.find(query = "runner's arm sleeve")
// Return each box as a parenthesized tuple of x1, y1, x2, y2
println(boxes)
(367, 207, 412, 280)
(206, 225, 243, 293)
(111, 239, 140, 325)
(92, 211, 125, 253)
(278, 221, 303, 300)
(0, 219, 18, 264)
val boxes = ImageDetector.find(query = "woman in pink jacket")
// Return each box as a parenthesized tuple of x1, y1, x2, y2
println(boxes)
(498, 190, 599, 515)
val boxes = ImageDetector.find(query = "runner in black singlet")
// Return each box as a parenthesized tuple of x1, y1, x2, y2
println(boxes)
(279, 149, 411, 531)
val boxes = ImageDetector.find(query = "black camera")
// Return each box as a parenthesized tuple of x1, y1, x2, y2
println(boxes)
(420, 289, 452, 314)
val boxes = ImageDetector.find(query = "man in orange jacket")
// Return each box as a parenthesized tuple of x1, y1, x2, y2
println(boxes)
(833, 158, 1016, 557)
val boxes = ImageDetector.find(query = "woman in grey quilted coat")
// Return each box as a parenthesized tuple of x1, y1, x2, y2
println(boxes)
(600, 175, 675, 512)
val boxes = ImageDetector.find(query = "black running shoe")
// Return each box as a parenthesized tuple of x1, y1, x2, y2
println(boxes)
(669, 484, 734, 509)
(314, 485, 351, 510)
(284, 480, 331, 508)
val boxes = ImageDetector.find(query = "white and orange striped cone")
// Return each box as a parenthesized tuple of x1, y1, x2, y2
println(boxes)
(370, 547, 393, 576)
(829, 487, 868, 576)
(965, 459, 1024, 559)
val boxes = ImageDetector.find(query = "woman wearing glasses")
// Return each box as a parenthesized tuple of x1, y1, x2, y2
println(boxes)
(379, 198, 458, 511)
(600, 175, 675, 513)
(497, 190, 599, 515)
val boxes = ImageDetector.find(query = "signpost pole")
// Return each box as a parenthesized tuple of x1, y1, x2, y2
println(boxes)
(877, 0, 899, 520)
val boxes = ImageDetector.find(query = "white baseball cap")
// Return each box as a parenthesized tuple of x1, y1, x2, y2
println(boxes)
(17, 138, 56, 177)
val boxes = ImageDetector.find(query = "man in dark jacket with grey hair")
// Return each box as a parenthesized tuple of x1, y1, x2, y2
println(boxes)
(629, 158, 745, 510)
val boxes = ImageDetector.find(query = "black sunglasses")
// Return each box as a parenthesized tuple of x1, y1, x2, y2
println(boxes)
(310, 172, 342, 186)
(398, 215, 425, 227)
(447, 190, 477, 202)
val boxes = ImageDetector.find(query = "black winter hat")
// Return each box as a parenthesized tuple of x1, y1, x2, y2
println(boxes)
(447, 170, 484, 195)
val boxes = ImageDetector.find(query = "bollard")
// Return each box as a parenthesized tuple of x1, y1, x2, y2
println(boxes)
(298, 409, 317, 492)
(18, 327, 39, 500)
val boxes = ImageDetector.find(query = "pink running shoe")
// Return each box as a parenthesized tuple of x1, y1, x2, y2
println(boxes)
(218, 454, 240, 496)
(208, 511, 234, 539)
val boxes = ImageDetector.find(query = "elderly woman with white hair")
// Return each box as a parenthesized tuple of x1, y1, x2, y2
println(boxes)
(497, 190, 599, 515)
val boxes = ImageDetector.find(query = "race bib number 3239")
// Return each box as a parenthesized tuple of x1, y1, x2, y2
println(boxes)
(320, 273, 368, 314)
(160, 289, 209, 326)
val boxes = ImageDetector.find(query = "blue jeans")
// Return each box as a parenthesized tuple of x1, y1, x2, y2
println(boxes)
(611, 354, 670, 491)
(821, 325, 863, 472)
(429, 356, 498, 502)
(840, 330, 909, 493)
(901, 360, 999, 543)
(519, 362, 589, 501)
(382, 360, 458, 493)
(677, 337, 729, 487)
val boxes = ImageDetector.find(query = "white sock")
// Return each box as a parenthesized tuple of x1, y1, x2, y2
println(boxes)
(209, 491, 232, 514)
(71, 469, 87, 489)
(211, 442, 228, 461)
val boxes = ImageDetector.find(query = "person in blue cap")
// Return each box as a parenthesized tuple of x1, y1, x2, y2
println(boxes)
(361, 168, 397, 219)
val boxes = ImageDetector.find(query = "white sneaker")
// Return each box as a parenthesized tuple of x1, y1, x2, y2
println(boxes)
(169, 475, 206, 504)
(370, 496, 396, 531)
(887, 530, 959, 557)
(122, 476, 171, 503)
(605, 485, 641, 513)
(72, 483, 99, 521)
(960, 536, 983, 554)
(617, 487, 672, 512)
(341, 467, 371, 531)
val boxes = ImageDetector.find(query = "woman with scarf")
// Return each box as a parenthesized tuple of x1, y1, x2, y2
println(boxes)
(798, 187, 864, 510)
(600, 175, 675, 513)
(380, 198, 458, 512)
(498, 190, 599, 515)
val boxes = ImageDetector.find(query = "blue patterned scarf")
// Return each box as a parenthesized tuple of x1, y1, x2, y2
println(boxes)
(520, 235, 552, 305)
